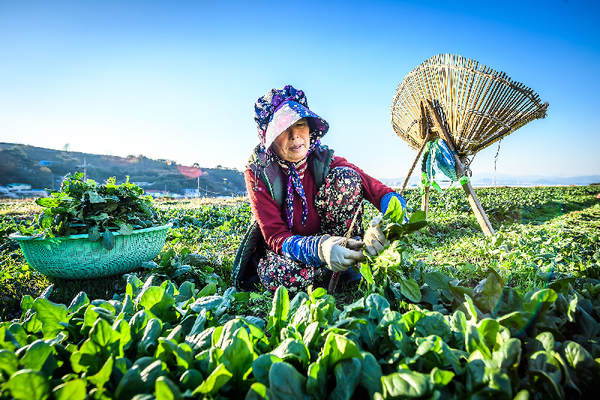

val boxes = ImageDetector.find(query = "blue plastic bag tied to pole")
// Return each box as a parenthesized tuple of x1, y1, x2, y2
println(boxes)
(420, 139, 458, 193)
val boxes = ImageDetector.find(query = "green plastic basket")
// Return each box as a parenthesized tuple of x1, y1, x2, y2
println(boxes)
(10, 224, 172, 280)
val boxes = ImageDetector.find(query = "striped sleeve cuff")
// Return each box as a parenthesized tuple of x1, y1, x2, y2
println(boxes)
(380, 192, 408, 222)
(281, 235, 324, 267)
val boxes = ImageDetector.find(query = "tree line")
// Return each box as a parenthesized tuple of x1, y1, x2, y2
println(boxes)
(0, 143, 246, 196)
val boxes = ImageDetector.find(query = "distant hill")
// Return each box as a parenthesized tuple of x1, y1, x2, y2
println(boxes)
(0, 142, 246, 196)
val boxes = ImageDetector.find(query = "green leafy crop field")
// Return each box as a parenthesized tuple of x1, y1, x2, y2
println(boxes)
(0, 185, 599, 399)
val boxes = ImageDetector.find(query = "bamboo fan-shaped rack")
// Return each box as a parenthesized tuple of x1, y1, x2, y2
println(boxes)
(391, 54, 549, 236)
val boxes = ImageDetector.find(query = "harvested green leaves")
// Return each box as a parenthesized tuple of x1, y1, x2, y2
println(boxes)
(22, 172, 160, 249)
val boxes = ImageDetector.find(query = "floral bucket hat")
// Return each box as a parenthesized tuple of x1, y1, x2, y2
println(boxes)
(254, 85, 329, 151)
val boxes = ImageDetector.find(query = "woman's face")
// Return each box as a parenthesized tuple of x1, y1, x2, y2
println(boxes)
(271, 118, 311, 163)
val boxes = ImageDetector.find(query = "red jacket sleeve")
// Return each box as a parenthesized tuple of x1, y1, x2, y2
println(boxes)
(330, 155, 395, 213)
(245, 155, 397, 254)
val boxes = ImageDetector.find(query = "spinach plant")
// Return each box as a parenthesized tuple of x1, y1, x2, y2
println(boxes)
(360, 196, 428, 302)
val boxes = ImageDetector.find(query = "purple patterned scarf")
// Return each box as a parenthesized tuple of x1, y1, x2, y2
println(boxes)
(271, 141, 319, 229)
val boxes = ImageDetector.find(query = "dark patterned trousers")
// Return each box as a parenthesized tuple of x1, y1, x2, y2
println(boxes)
(257, 167, 364, 293)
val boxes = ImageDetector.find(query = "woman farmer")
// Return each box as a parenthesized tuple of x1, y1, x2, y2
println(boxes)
(236, 85, 407, 293)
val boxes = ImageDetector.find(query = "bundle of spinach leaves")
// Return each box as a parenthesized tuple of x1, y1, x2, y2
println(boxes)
(359, 196, 428, 301)
(21, 172, 160, 249)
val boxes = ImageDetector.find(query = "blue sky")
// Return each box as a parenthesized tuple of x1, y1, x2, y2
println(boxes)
(1, 0, 598, 180)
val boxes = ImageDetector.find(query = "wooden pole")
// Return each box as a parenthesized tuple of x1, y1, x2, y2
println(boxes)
(415, 101, 431, 218)
(453, 158, 495, 236)
(425, 100, 495, 236)
(421, 186, 430, 218)
(328, 206, 362, 294)
(400, 127, 430, 195)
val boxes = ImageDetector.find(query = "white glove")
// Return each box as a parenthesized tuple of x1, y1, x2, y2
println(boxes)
(318, 235, 366, 272)
(364, 215, 388, 256)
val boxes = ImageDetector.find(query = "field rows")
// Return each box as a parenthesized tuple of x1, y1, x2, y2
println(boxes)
(0, 186, 599, 398)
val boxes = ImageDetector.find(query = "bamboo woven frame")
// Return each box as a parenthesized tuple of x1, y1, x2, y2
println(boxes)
(391, 54, 549, 156)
